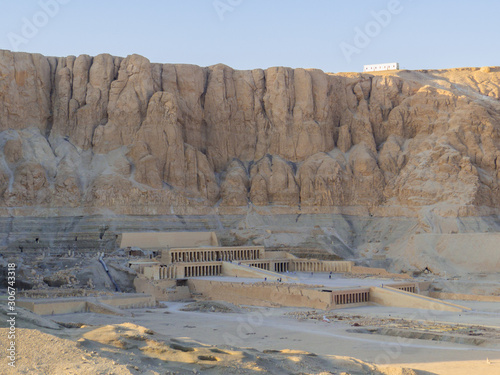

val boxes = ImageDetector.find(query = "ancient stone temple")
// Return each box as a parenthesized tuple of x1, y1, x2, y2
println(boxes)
(124, 231, 352, 280)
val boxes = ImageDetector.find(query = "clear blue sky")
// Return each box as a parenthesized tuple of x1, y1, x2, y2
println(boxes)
(0, 0, 498, 73)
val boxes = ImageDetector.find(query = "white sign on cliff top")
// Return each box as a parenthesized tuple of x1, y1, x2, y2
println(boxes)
(363, 63, 399, 72)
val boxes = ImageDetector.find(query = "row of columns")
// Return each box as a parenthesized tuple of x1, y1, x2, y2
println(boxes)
(397, 286, 416, 293)
(274, 262, 289, 273)
(185, 264, 221, 277)
(171, 250, 217, 263)
(331, 262, 351, 272)
(292, 261, 351, 273)
(293, 261, 326, 272)
(159, 265, 176, 279)
(249, 262, 270, 270)
(217, 248, 260, 261)
(334, 291, 369, 305)
(170, 248, 261, 263)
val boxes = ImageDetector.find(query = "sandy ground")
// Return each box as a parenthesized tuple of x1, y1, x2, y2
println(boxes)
(46, 298, 500, 375)
(0, 322, 427, 375)
(382, 360, 500, 375)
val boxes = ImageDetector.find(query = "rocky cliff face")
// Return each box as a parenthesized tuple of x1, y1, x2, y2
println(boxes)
(1, 50, 500, 216)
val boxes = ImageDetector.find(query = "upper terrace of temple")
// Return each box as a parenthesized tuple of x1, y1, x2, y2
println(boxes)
(120, 231, 219, 249)
(161, 246, 265, 264)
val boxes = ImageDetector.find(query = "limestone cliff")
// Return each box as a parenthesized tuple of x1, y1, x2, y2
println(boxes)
(1, 50, 500, 216)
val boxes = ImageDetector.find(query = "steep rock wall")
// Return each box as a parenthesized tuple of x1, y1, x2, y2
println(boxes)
(1, 50, 500, 215)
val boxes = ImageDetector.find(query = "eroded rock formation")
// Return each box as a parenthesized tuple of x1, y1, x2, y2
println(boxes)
(1, 49, 500, 215)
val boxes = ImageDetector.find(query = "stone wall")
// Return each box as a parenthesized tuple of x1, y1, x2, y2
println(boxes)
(187, 279, 335, 309)
(17, 293, 155, 315)
(133, 277, 191, 301)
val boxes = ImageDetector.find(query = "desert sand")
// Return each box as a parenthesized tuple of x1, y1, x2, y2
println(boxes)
(3, 297, 498, 375)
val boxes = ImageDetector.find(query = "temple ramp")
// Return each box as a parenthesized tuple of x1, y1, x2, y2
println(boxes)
(86, 300, 130, 316)
(370, 286, 471, 312)
(221, 262, 298, 282)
